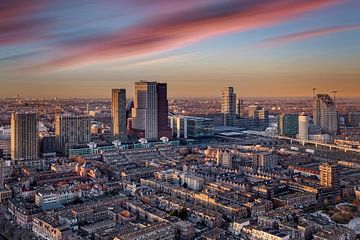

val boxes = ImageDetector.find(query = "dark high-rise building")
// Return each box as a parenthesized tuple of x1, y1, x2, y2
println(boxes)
(221, 86, 236, 126)
(131, 81, 171, 140)
(39, 134, 56, 158)
(237, 99, 244, 118)
(157, 83, 172, 139)
(278, 113, 299, 137)
(11, 112, 38, 160)
(111, 89, 127, 142)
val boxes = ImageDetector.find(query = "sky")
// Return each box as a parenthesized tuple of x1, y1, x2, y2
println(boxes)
(0, 0, 360, 98)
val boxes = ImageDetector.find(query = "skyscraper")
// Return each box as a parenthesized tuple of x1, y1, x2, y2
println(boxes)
(11, 112, 38, 160)
(55, 114, 91, 155)
(313, 94, 338, 135)
(221, 86, 236, 126)
(278, 113, 299, 137)
(111, 89, 127, 141)
(237, 99, 244, 118)
(319, 163, 340, 190)
(131, 81, 171, 140)
(298, 114, 309, 140)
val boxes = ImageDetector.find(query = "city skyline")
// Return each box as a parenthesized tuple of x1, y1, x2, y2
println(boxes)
(1, 0, 360, 98)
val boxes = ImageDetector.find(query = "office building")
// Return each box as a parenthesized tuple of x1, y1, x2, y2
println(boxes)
(278, 114, 299, 137)
(313, 94, 338, 135)
(237, 99, 244, 118)
(248, 105, 269, 131)
(221, 86, 236, 126)
(169, 115, 214, 138)
(111, 89, 127, 141)
(298, 114, 309, 141)
(319, 163, 340, 190)
(11, 112, 38, 160)
(55, 114, 91, 155)
(131, 81, 171, 140)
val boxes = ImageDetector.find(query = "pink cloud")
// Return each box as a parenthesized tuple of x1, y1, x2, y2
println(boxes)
(34, 0, 344, 70)
(259, 24, 360, 47)
(0, 0, 48, 45)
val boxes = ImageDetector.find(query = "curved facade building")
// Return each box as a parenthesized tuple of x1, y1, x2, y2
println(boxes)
(298, 114, 309, 141)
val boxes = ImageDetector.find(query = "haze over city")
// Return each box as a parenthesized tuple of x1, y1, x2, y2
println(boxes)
(1, 0, 360, 98)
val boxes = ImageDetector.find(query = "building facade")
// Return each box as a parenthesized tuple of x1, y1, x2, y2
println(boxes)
(11, 112, 38, 160)
(111, 89, 127, 141)
(298, 114, 309, 141)
(170, 115, 214, 138)
(221, 86, 237, 126)
(237, 99, 244, 118)
(278, 114, 299, 137)
(55, 114, 91, 155)
(131, 81, 171, 140)
(248, 105, 269, 131)
(319, 163, 340, 190)
(313, 94, 338, 135)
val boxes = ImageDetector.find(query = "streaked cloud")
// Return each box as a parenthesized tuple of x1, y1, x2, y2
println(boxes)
(259, 24, 360, 47)
(0, 0, 49, 45)
(29, 0, 343, 70)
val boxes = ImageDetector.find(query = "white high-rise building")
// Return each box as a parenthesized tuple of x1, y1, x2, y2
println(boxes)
(132, 81, 158, 139)
(221, 86, 236, 126)
(298, 114, 309, 141)
(313, 94, 338, 135)
(131, 81, 172, 140)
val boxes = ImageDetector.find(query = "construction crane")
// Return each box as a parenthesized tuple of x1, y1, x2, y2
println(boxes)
(312, 88, 317, 98)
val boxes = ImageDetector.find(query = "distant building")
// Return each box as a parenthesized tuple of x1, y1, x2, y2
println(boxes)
(181, 174, 205, 191)
(169, 115, 214, 138)
(131, 81, 172, 140)
(216, 149, 233, 169)
(11, 112, 38, 160)
(112, 89, 127, 142)
(114, 222, 175, 240)
(278, 114, 299, 137)
(319, 163, 340, 190)
(298, 114, 309, 141)
(237, 99, 244, 118)
(313, 94, 338, 135)
(221, 86, 237, 126)
(308, 134, 331, 144)
(248, 105, 269, 131)
(55, 114, 91, 155)
(347, 112, 360, 127)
